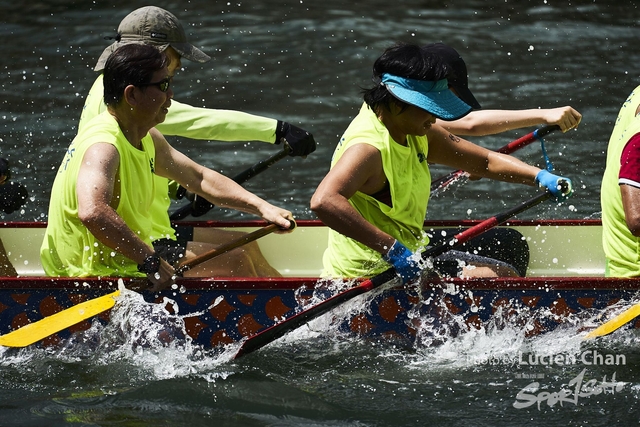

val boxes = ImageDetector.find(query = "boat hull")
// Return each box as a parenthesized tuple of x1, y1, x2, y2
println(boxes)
(1, 220, 638, 349)
(1, 275, 639, 349)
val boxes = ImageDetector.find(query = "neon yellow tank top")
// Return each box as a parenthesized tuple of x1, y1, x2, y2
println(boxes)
(79, 74, 278, 241)
(41, 112, 157, 277)
(602, 85, 640, 277)
(322, 103, 431, 278)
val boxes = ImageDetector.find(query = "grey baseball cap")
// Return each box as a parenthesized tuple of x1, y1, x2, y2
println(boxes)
(94, 6, 211, 72)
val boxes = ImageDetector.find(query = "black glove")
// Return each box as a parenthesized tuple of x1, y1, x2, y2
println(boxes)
(190, 195, 214, 217)
(0, 181, 28, 214)
(275, 120, 316, 157)
(175, 184, 195, 201)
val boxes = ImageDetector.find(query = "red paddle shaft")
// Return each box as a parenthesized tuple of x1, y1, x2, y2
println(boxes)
(234, 190, 554, 358)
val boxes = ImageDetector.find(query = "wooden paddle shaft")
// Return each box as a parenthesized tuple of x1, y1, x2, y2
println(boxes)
(175, 223, 285, 275)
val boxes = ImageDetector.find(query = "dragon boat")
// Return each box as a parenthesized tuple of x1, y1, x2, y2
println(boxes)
(0, 217, 637, 355)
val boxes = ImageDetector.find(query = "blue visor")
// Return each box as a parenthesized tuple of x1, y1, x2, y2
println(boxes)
(381, 73, 472, 120)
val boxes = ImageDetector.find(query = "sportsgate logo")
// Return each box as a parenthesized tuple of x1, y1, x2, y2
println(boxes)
(513, 368, 625, 410)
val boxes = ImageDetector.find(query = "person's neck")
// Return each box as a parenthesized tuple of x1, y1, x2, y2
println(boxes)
(377, 107, 407, 146)
(108, 107, 150, 150)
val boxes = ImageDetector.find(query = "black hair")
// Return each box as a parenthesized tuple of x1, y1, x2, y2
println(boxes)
(363, 42, 450, 113)
(103, 44, 168, 106)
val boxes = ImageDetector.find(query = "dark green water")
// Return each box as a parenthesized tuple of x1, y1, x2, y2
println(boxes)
(2, 0, 640, 425)
(2, 293, 640, 426)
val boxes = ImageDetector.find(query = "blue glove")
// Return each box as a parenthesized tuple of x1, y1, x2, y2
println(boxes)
(382, 240, 421, 284)
(535, 170, 573, 202)
(275, 121, 317, 157)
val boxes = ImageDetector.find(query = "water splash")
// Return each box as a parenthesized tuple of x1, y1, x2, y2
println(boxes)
(2, 279, 640, 387)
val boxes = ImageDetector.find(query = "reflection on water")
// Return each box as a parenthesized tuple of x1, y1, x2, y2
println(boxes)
(1, 0, 639, 222)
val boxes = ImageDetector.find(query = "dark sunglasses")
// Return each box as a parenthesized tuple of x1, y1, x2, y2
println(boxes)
(138, 77, 172, 92)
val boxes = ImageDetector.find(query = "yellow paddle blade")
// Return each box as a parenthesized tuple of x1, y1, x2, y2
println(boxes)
(584, 303, 640, 339)
(0, 290, 120, 348)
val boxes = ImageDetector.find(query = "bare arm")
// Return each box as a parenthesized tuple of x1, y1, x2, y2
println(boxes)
(426, 124, 540, 185)
(76, 143, 175, 290)
(151, 129, 294, 230)
(76, 143, 155, 264)
(621, 184, 640, 236)
(310, 143, 396, 254)
(436, 106, 582, 136)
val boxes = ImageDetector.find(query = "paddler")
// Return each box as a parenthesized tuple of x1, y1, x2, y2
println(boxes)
(80, 6, 315, 276)
(41, 44, 295, 290)
(311, 42, 574, 283)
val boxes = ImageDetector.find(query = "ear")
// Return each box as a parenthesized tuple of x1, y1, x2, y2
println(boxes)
(123, 84, 139, 108)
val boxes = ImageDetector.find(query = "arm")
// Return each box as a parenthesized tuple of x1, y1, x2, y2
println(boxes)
(151, 129, 294, 230)
(311, 143, 422, 283)
(76, 143, 174, 289)
(426, 124, 540, 184)
(156, 100, 316, 157)
(82, 76, 315, 155)
(156, 99, 278, 142)
(80, 76, 277, 143)
(310, 143, 395, 254)
(436, 106, 582, 136)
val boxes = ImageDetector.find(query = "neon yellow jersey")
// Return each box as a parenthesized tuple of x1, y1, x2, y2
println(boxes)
(41, 112, 157, 277)
(322, 103, 431, 278)
(78, 74, 278, 240)
(602, 85, 640, 277)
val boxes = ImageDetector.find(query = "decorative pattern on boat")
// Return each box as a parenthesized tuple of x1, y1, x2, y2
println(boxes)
(150, 289, 309, 348)
(2, 279, 640, 349)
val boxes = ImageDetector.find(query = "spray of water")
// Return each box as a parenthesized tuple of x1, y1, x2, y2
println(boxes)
(3, 277, 640, 386)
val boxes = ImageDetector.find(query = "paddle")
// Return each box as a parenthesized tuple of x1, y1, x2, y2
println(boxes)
(430, 124, 560, 194)
(0, 290, 121, 347)
(175, 221, 293, 275)
(0, 223, 286, 348)
(170, 145, 291, 220)
(234, 189, 556, 359)
(583, 303, 640, 339)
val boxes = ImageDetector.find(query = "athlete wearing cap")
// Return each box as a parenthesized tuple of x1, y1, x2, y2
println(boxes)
(42, 44, 295, 290)
(77, 6, 315, 276)
(311, 42, 573, 283)
(423, 43, 582, 136)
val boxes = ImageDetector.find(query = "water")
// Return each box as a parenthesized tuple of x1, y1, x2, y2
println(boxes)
(2, 0, 640, 425)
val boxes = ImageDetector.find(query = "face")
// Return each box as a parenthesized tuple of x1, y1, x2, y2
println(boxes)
(136, 66, 173, 125)
(392, 103, 437, 137)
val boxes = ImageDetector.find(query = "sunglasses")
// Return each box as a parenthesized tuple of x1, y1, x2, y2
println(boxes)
(138, 77, 172, 92)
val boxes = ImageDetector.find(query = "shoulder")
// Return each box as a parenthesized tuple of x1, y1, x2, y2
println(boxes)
(149, 127, 165, 141)
(149, 127, 170, 149)
(337, 106, 388, 152)
(332, 143, 383, 180)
